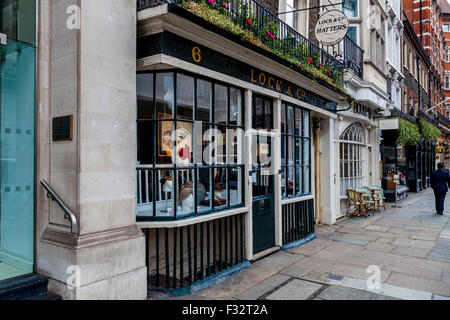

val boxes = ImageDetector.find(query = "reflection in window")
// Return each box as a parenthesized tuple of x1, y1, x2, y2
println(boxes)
(137, 72, 245, 220)
(281, 103, 311, 199)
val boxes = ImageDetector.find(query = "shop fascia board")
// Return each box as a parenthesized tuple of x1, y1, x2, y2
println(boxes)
(137, 9, 347, 105)
(138, 54, 338, 120)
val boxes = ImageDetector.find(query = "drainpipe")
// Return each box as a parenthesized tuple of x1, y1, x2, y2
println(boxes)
(314, 121, 322, 224)
(417, 56, 421, 110)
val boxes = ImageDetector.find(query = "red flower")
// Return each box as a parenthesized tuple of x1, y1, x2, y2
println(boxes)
(247, 19, 252, 25)
(308, 57, 313, 64)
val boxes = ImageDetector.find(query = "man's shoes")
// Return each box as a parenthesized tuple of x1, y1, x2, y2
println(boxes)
(438, 212, 444, 215)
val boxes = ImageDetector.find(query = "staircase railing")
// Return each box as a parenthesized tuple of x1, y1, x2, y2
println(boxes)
(40, 180, 78, 234)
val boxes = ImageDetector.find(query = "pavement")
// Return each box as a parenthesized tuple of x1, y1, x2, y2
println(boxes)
(149, 189, 450, 300)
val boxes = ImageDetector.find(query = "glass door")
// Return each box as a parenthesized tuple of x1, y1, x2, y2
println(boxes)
(251, 95, 275, 254)
(0, 39, 35, 282)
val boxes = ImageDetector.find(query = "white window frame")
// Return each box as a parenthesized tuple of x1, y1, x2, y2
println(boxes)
(340, 123, 366, 197)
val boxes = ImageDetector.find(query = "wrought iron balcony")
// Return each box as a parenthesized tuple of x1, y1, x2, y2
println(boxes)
(417, 108, 440, 127)
(343, 36, 364, 78)
(436, 111, 450, 130)
(137, 0, 344, 87)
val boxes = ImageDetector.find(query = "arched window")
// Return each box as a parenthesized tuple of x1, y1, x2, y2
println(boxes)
(340, 123, 365, 196)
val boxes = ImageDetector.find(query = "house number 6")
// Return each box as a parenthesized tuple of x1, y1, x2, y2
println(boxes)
(192, 47, 202, 63)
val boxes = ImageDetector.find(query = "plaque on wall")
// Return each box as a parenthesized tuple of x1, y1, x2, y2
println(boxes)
(53, 115, 73, 141)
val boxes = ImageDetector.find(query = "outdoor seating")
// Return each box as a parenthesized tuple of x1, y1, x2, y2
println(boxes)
(368, 185, 386, 212)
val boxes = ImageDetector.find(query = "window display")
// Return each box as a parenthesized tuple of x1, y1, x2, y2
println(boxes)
(137, 72, 245, 220)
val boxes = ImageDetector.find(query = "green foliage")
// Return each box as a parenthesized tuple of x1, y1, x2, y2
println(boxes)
(183, 1, 349, 95)
(419, 118, 441, 141)
(396, 118, 420, 146)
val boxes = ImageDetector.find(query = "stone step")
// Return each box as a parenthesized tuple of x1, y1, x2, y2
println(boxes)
(0, 274, 61, 300)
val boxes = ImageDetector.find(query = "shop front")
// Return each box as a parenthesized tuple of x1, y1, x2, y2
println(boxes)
(136, 1, 348, 293)
(0, 1, 36, 285)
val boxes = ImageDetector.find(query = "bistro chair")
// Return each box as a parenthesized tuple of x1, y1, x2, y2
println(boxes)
(369, 185, 386, 212)
(346, 189, 362, 218)
(357, 187, 376, 217)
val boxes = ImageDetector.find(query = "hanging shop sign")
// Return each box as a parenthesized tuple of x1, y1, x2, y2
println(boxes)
(379, 118, 399, 130)
(315, 10, 349, 46)
(138, 32, 338, 112)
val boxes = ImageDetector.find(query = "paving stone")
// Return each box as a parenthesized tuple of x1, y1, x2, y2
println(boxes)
(391, 246, 430, 258)
(253, 251, 305, 271)
(365, 242, 396, 253)
(265, 279, 323, 300)
(375, 237, 395, 244)
(286, 256, 337, 273)
(335, 250, 402, 270)
(318, 285, 376, 300)
(427, 238, 450, 262)
(279, 264, 312, 279)
(364, 230, 410, 239)
(385, 272, 450, 297)
(365, 225, 390, 232)
(410, 234, 438, 241)
(233, 274, 291, 300)
(311, 242, 363, 261)
(287, 238, 333, 256)
(442, 271, 450, 284)
(328, 237, 369, 246)
(330, 264, 391, 283)
(392, 238, 435, 250)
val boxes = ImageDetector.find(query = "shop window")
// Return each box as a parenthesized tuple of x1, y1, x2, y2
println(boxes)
(281, 102, 311, 199)
(340, 123, 365, 196)
(137, 72, 245, 220)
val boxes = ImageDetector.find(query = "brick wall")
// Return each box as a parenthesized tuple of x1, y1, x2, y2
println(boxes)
(260, 0, 279, 14)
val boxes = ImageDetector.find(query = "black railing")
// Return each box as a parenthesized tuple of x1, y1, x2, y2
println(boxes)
(145, 213, 246, 290)
(392, 106, 416, 123)
(343, 36, 364, 78)
(282, 199, 315, 246)
(417, 108, 440, 127)
(137, 0, 344, 86)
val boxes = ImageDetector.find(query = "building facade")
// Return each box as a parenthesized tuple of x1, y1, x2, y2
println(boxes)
(0, 0, 447, 300)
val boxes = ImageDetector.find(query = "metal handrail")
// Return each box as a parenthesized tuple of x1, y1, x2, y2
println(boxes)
(40, 180, 78, 234)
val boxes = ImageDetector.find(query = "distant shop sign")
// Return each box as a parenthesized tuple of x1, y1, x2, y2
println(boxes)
(315, 10, 349, 46)
(379, 118, 399, 130)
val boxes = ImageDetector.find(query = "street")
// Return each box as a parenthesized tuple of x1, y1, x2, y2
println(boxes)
(151, 189, 450, 300)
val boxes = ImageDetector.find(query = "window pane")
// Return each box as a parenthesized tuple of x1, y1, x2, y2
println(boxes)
(304, 166, 311, 195)
(343, 0, 358, 17)
(228, 127, 244, 165)
(137, 74, 154, 119)
(229, 167, 243, 206)
(230, 87, 242, 126)
(303, 139, 310, 166)
(281, 167, 287, 198)
(281, 135, 286, 166)
(177, 169, 195, 217)
(287, 106, 294, 134)
(215, 84, 228, 124)
(295, 108, 302, 136)
(177, 74, 194, 120)
(288, 136, 294, 166)
(287, 167, 295, 196)
(175, 121, 193, 167)
(264, 99, 273, 129)
(198, 168, 212, 213)
(153, 170, 175, 218)
(303, 110, 310, 137)
(157, 121, 174, 165)
(137, 121, 154, 165)
(281, 104, 286, 133)
(254, 97, 264, 129)
(215, 126, 227, 165)
(295, 166, 302, 195)
(156, 73, 174, 118)
(197, 79, 212, 122)
(213, 168, 228, 208)
(295, 138, 301, 166)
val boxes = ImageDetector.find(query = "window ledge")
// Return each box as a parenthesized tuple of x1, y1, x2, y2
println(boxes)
(281, 195, 314, 205)
(137, 206, 249, 229)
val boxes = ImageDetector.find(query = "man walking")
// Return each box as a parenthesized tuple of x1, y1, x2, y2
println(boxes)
(430, 163, 450, 215)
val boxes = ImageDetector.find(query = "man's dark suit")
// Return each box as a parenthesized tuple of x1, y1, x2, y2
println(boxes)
(430, 168, 450, 215)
